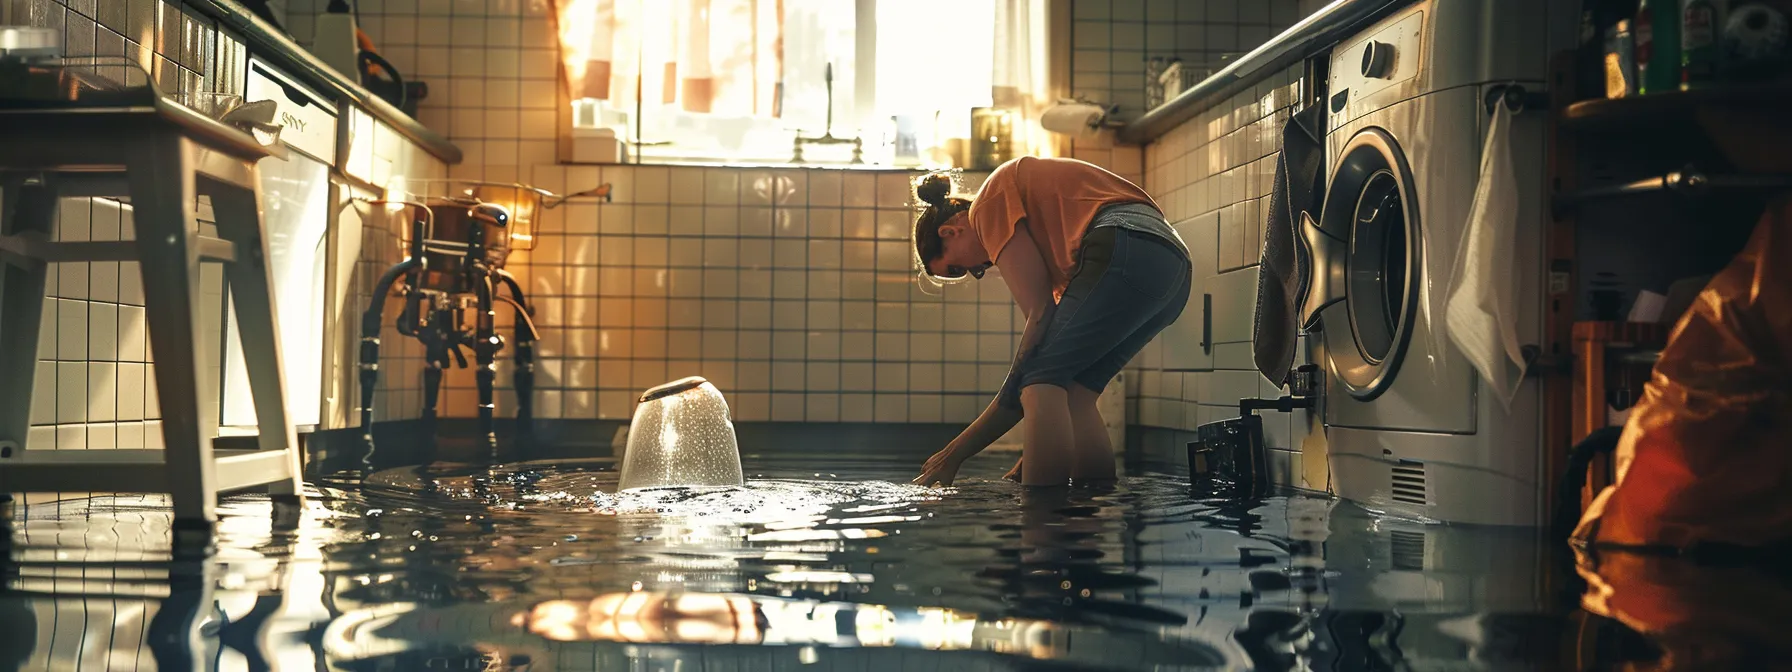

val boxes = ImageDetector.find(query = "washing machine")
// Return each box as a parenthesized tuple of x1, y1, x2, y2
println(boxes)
(1299, 0, 1555, 526)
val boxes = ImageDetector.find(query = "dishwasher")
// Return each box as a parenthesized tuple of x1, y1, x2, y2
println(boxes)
(220, 59, 338, 431)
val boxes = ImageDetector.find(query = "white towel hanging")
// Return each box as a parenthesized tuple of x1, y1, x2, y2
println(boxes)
(1445, 103, 1529, 409)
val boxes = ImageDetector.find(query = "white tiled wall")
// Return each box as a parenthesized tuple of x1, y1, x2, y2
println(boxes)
(1133, 65, 1325, 490)
(457, 166, 1038, 425)
(5, 0, 448, 444)
(334, 109, 452, 427)
(5, 0, 1335, 452)
(1071, 0, 1306, 121)
(29, 198, 181, 453)
(1062, 0, 1326, 490)
(314, 0, 1048, 424)
(7, 0, 235, 452)
(295, 0, 1326, 451)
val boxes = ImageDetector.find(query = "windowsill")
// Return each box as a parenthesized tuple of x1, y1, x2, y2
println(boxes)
(560, 159, 953, 171)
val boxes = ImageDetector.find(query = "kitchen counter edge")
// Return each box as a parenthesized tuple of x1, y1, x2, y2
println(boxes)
(188, 0, 463, 164)
(1118, 0, 1413, 145)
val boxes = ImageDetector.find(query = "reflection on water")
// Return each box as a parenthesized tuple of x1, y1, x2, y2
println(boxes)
(1, 452, 1757, 670)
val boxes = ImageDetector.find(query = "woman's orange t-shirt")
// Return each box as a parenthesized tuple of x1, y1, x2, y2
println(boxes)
(967, 156, 1162, 300)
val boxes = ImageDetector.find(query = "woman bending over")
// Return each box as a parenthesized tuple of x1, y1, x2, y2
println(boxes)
(911, 157, 1191, 487)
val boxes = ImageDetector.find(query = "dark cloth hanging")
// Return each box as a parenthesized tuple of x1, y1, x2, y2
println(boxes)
(1252, 104, 1326, 387)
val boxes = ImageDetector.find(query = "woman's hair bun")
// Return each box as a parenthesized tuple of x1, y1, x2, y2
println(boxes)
(915, 172, 952, 208)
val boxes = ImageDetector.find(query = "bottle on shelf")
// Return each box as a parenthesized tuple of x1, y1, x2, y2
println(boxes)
(1635, 0, 1682, 94)
(1682, 0, 1722, 90)
(1582, 0, 1639, 99)
(1607, 18, 1638, 97)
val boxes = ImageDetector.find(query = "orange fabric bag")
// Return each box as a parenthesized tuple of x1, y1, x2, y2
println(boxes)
(1575, 196, 1792, 549)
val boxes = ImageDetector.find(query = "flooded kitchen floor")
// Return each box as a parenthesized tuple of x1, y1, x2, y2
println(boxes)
(0, 443, 1768, 670)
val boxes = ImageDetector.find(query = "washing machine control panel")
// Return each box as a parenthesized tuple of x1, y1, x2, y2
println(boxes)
(1330, 9, 1425, 131)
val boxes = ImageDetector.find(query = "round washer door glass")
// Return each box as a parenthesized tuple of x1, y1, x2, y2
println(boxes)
(1314, 127, 1420, 400)
(1348, 171, 1408, 364)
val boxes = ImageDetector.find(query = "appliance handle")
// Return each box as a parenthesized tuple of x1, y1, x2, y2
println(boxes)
(252, 62, 325, 111)
(357, 50, 406, 110)
(1201, 293, 1213, 353)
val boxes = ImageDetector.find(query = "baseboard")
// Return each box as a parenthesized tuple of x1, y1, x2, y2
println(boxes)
(302, 420, 968, 475)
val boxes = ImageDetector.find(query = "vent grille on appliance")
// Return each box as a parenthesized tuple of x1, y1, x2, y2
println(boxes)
(1390, 530, 1426, 571)
(1390, 460, 1427, 506)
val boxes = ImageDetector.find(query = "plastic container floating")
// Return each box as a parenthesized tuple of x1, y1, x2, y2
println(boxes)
(617, 377, 745, 491)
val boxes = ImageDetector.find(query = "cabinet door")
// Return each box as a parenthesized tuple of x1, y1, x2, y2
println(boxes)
(221, 153, 332, 429)
(1162, 212, 1218, 370)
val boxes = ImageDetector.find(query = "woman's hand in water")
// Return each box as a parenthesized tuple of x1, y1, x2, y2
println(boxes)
(914, 447, 964, 486)
(1003, 457, 1023, 483)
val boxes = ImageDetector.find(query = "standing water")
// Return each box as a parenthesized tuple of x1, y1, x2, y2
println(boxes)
(0, 449, 1773, 670)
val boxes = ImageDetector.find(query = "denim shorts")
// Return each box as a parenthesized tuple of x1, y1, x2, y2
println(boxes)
(998, 220, 1192, 409)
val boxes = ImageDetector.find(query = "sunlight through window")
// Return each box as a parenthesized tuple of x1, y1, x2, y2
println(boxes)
(562, 0, 1008, 166)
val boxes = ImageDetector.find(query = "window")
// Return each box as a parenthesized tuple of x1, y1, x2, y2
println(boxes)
(558, 0, 1048, 166)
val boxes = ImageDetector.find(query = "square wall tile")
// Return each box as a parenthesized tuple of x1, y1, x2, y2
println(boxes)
(806, 393, 840, 421)
(842, 173, 876, 208)
(808, 209, 842, 237)
(806, 362, 839, 390)
(841, 363, 874, 391)
(56, 424, 86, 449)
(809, 171, 842, 207)
(806, 331, 840, 359)
(57, 361, 88, 424)
(57, 298, 88, 359)
(876, 172, 913, 209)
(30, 361, 56, 425)
(704, 169, 740, 205)
(771, 393, 804, 421)
(874, 394, 907, 422)
(840, 393, 873, 422)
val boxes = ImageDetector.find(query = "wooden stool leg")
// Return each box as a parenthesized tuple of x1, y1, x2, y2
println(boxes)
(128, 137, 217, 527)
(0, 179, 55, 457)
(209, 183, 302, 500)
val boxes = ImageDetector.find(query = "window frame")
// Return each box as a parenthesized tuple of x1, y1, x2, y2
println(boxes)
(554, 0, 1074, 168)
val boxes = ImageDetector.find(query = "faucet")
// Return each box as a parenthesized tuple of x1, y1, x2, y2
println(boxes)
(792, 62, 863, 164)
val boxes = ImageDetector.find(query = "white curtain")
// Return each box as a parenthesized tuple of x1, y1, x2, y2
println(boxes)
(556, 0, 784, 117)
(867, 0, 1052, 160)
(554, 0, 1053, 162)
(991, 0, 1053, 156)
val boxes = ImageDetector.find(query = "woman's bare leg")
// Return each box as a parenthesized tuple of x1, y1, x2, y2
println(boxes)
(1068, 384, 1116, 482)
(1019, 384, 1075, 486)
(1006, 384, 1113, 483)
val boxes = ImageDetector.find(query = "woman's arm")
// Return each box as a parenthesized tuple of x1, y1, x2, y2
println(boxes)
(916, 224, 1057, 485)
(1000, 222, 1060, 373)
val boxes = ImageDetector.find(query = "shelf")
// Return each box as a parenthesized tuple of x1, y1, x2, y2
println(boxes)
(1560, 81, 1792, 133)
(1572, 320, 1672, 345)
(1561, 81, 1792, 175)
(1552, 167, 1792, 214)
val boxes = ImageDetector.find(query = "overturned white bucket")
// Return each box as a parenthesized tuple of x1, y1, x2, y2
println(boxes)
(617, 377, 745, 491)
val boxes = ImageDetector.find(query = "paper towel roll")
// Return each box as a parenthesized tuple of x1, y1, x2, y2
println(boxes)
(1040, 103, 1105, 137)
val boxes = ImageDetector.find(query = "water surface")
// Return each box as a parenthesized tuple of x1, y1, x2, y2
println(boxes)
(0, 450, 1718, 670)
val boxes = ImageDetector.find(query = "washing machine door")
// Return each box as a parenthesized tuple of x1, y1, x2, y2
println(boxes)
(1302, 127, 1420, 401)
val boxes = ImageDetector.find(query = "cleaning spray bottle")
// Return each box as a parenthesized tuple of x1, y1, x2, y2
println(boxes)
(1682, 0, 1721, 90)
(311, 0, 361, 82)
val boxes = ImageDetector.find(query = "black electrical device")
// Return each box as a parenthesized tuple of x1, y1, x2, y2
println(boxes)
(1189, 414, 1271, 498)
(1189, 364, 1322, 499)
